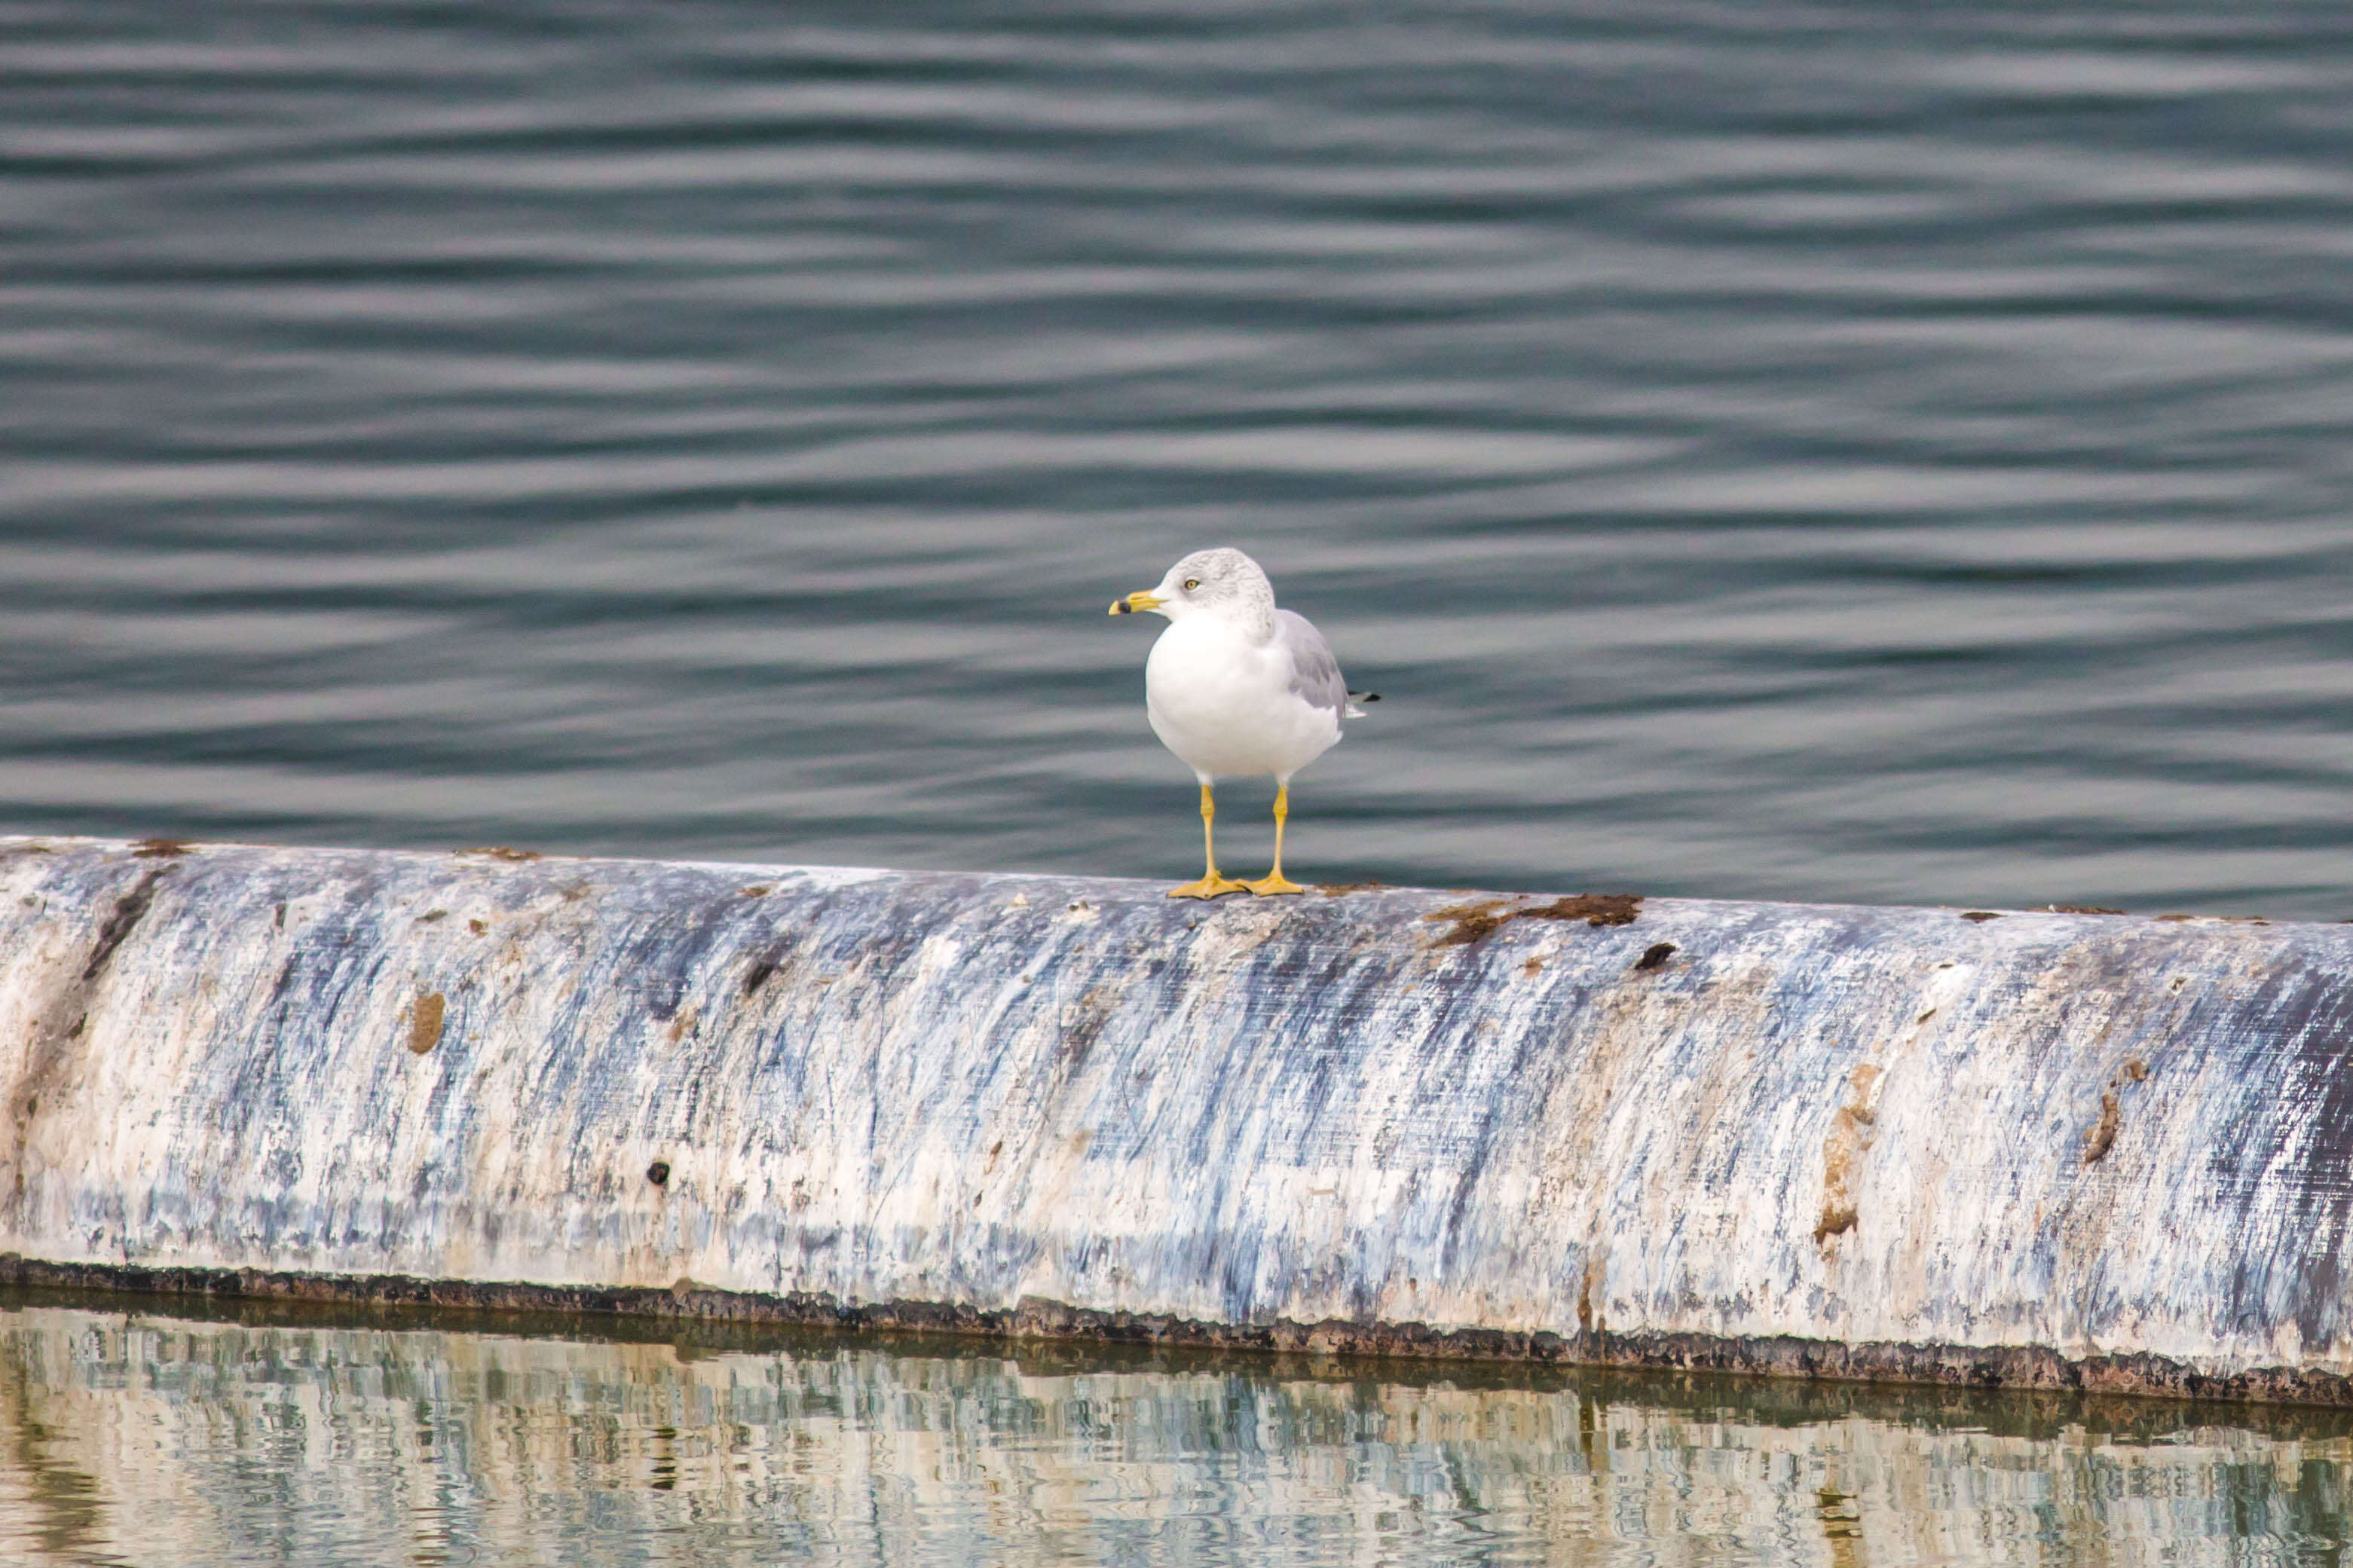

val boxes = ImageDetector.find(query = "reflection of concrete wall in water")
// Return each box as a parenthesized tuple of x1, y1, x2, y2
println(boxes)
(0, 1305, 2343, 1564)
(3, 837, 2353, 1394)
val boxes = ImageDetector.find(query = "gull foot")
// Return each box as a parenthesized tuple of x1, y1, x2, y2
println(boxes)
(1167, 876, 1247, 900)
(1244, 873, 1306, 897)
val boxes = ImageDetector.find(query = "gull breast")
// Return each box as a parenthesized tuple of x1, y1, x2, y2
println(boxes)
(1145, 619, 1342, 781)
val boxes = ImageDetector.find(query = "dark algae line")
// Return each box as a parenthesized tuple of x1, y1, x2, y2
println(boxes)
(8, 1255, 2353, 1408)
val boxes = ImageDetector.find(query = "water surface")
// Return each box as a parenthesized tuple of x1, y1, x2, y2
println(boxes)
(5, 1294, 2351, 1566)
(6, 1, 2353, 912)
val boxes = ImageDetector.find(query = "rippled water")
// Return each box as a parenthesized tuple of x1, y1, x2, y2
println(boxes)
(7, 1, 2353, 914)
(5, 1294, 2351, 1567)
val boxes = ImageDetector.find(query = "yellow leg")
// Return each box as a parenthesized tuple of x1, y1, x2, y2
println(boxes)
(1167, 784, 1246, 899)
(1246, 784, 1306, 896)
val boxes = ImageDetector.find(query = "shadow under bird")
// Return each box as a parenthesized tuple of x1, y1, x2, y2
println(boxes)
(1110, 547, 1374, 897)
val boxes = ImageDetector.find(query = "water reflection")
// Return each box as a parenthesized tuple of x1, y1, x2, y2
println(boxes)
(0, 1293, 2345, 1566)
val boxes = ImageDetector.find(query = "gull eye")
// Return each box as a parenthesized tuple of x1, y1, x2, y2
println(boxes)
(1183, 578, 1200, 591)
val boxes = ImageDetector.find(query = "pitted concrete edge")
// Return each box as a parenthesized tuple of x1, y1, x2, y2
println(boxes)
(6, 1254, 2348, 1408)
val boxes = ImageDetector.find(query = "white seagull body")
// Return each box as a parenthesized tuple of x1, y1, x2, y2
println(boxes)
(1146, 608, 1345, 781)
(1110, 547, 1370, 897)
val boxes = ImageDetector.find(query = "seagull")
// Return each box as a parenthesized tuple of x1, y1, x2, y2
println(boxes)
(1109, 547, 1372, 898)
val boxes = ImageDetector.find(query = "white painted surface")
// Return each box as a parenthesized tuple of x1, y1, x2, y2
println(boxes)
(0, 837, 2343, 1375)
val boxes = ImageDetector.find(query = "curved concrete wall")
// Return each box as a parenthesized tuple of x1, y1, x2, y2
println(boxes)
(0, 835, 2348, 1396)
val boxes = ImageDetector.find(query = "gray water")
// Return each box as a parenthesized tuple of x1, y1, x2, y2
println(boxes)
(6, 1294, 2353, 1568)
(8, 2, 2353, 912)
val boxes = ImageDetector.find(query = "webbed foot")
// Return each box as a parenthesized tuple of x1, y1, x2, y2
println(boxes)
(1168, 875, 1247, 900)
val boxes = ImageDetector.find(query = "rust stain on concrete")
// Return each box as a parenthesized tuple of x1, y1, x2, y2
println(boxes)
(408, 994, 445, 1056)
(1426, 894, 1642, 947)
(2083, 1091, 2122, 1164)
(1814, 1063, 1883, 1246)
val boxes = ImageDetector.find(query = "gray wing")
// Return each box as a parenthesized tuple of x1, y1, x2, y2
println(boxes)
(1275, 609, 1348, 715)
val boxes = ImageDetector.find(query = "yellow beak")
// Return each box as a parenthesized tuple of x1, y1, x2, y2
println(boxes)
(1109, 591, 1165, 616)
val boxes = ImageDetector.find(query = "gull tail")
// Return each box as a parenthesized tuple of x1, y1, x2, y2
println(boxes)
(1346, 690, 1379, 720)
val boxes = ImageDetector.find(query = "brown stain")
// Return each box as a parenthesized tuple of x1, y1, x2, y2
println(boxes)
(415, 909, 449, 924)
(666, 1007, 700, 1044)
(128, 837, 192, 859)
(81, 867, 169, 982)
(1576, 1256, 1605, 1339)
(408, 993, 445, 1056)
(1315, 881, 1388, 895)
(1521, 956, 1544, 977)
(467, 918, 488, 936)
(1815, 1063, 1883, 1246)
(1633, 942, 1676, 972)
(1057, 986, 1117, 1074)
(739, 885, 773, 897)
(8, 866, 175, 1209)
(456, 846, 541, 862)
(742, 936, 795, 996)
(1959, 911, 2002, 923)
(2082, 1056, 2153, 1165)
(1816, 1486, 1865, 1568)
(1427, 894, 1642, 947)
(1425, 900, 1510, 945)
(2083, 1091, 2122, 1164)
(2045, 905, 2125, 915)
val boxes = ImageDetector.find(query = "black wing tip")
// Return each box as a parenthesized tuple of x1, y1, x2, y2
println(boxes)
(1349, 691, 1380, 702)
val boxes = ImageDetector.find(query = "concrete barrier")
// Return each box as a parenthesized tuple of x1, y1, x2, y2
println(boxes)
(1, 835, 2347, 1401)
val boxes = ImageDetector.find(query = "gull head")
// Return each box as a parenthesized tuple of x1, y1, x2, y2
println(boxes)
(1109, 547, 1276, 630)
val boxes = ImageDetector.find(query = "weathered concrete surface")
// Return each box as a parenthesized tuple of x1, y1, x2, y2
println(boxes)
(0, 835, 2348, 1399)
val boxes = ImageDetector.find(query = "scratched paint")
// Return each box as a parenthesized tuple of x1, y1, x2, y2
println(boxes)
(0, 836, 2345, 1389)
